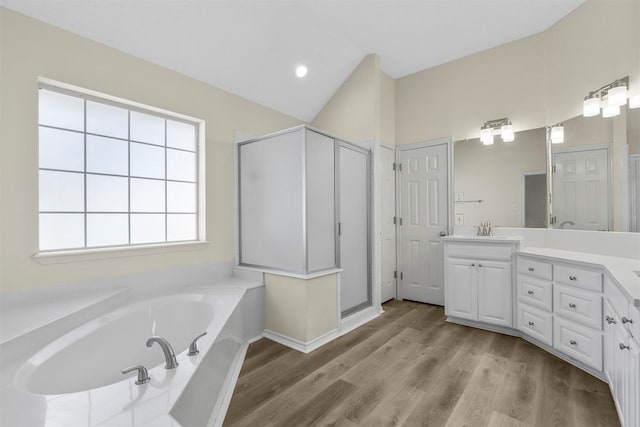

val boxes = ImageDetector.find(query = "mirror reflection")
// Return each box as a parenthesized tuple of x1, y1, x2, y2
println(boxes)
(549, 108, 639, 232)
(454, 128, 547, 229)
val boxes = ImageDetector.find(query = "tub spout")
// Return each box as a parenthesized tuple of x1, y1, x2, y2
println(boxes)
(146, 336, 179, 369)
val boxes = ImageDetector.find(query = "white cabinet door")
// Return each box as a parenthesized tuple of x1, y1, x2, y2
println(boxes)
(477, 260, 512, 327)
(614, 320, 628, 421)
(625, 337, 639, 427)
(446, 259, 477, 320)
(604, 300, 617, 387)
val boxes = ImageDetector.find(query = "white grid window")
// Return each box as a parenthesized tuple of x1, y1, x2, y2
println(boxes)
(38, 85, 201, 252)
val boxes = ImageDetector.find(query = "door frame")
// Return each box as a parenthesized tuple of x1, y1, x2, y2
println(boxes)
(380, 143, 398, 302)
(395, 137, 454, 302)
(550, 143, 612, 231)
(630, 154, 640, 232)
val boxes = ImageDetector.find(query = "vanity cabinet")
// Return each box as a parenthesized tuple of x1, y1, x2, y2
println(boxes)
(444, 240, 517, 328)
(604, 276, 640, 427)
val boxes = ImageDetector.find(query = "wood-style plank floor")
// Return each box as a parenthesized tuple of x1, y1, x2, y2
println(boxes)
(223, 300, 619, 427)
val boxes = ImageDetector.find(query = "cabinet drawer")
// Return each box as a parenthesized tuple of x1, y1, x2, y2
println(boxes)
(518, 275, 552, 312)
(518, 303, 553, 346)
(554, 316, 602, 370)
(604, 275, 628, 319)
(446, 243, 514, 261)
(554, 284, 602, 330)
(517, 257, 552, 281)
(554, 264, 603, 292)
(627, 305, 640, 341)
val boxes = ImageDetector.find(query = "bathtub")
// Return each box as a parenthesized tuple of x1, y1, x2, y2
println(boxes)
(6, 285, 248, 427)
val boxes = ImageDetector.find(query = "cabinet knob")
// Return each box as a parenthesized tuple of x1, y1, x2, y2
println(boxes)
(569, 275, 577, 281)
(471, 263, 475, 267)
(620, 343, 630, 350)
(606, 316, 617, 325)
(569, 340, 577, 346)
(528, 267, 534, 272)
(528, 321, 534, 326)
(527, 290, 534, 295)
(478, 264, 483, 268)
(622, 317, 633, 324)
(569, 303, 576, 309)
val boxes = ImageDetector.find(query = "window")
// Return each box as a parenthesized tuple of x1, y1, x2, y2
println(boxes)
(38, 84, 203, 252)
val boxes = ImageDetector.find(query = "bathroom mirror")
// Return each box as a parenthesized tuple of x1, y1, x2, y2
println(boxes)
(453, 127, 547, 229)
(548, 108, 639, 232)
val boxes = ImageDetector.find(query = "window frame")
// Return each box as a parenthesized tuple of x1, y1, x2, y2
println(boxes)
(35, 78, 207, 258)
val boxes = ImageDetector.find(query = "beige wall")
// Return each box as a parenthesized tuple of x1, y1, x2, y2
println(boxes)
(454, 128, 547, 228)
(395, 0, 639, 145)
(380, 71, 395, 145)
(311, 54, 380, 143)
(264, 273, 337, 343)
(0, 8, 301, 292)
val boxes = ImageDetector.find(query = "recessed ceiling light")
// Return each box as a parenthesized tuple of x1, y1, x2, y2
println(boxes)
(295, 65, 308, 78)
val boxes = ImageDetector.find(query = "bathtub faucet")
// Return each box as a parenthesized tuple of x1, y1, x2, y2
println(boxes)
(146, 336, 179, 369)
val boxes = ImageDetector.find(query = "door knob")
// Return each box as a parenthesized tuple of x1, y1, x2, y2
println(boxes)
(439, 231, 446, 237)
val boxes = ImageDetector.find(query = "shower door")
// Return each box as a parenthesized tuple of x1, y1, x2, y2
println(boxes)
(338, 142, 371, 317)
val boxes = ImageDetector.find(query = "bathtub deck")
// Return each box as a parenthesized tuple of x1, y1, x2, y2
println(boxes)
(223, 300, 619, 427)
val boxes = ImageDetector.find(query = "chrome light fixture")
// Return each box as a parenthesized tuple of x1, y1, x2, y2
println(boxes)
(480, 117, 514, 144)
(549, 123, 564, 144)
(582, 76, 638, 118)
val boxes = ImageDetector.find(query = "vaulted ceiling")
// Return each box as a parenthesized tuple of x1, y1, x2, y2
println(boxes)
(1, 0, 585, 121)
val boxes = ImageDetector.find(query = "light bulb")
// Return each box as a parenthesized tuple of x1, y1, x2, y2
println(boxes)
(607, 84, 627, 107)
(501, 124, 514, 142)
(602, 99, 620, 118)
(480, 127, 492, 145)
(630, 93, 640, 109)
(583, 95, 600, 117)
(550, 125, 564, 144)
(295, 65, 308, 78)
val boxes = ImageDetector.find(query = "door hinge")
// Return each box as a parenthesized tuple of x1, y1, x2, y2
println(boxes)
(394, 271, 397, 279)
(393, 216, 397, 225)
(400, 272, 403, 280)
(399, 218, 403, 226)
(338, 222, 342, 235)
(398, 163, 402, 172)
(393, 162, 396, 171)
(550, 215, 556, 225)
(552, 164, 557, 173)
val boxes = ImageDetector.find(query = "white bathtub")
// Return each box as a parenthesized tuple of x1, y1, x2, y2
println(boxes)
(7, 285, 249, 427)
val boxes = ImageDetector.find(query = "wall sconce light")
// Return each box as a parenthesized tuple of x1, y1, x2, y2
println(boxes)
(549, 123, 564, 144)
(480, 117, 514, 145)
(582, 76, 639, 118)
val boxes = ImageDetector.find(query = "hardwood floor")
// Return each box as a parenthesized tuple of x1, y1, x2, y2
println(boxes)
(223, 300, 619, 427)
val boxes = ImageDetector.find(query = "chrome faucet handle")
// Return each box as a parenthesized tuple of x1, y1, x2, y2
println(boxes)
(122, 365, 150, 385)
(188, 331, 208, 356)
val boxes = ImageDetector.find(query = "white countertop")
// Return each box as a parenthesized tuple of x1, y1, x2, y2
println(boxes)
(518, 247, 640, 306)
(442, 235, 523, 243)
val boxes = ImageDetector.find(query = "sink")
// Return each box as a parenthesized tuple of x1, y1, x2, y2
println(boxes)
(449, 235, 510, 239)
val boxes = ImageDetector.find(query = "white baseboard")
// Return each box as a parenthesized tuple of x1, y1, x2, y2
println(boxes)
(263, 328, 339, 354)
(340, 305, 381, 336)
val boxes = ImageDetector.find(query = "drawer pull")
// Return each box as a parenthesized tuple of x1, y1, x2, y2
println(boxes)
(620, 343, 630, 350)
(568, 303, 576, 309)
(527, 290, 534, 295)
(569, 275, 577, 281)
(569, 340, 577, 346)
(528, 267, 534, 272)
(528, 321, 535, 326)
(622, 317, 633, 325)
(606, 316, 617, 325)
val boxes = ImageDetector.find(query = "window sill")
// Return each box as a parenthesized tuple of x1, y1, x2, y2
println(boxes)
(32, 241, 209, 264)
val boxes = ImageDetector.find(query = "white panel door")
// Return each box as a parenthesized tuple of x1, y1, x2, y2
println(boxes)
(381, 146, 396, 303)
(339, 143, 370, 317)
(553, 148, 609, 231)
(399, 142, 449, 305)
